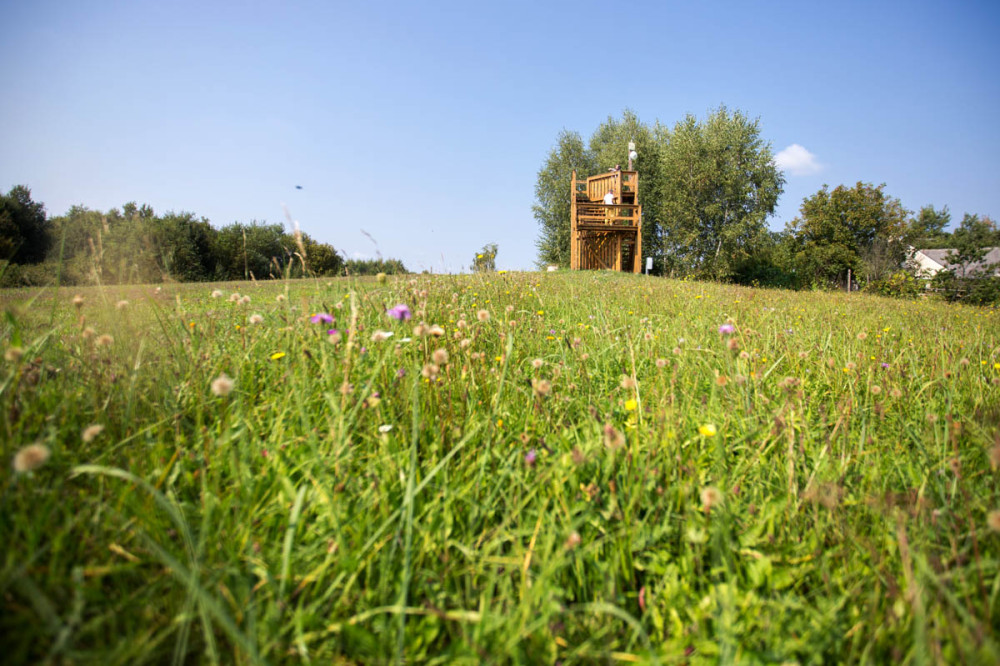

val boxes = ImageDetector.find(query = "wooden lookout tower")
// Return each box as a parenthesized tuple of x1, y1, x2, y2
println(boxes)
(570, 168, 642, 272)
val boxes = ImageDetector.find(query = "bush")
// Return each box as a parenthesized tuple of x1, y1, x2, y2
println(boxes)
(865, 270, 921, 299)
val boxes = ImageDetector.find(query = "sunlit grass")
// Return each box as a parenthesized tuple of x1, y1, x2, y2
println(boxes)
(1, 271, 999, 664)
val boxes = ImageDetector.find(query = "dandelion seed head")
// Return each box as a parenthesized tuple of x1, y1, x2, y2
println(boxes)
(428, 324, 445, 337)
(432, 348, 449, 365)
(532, 378, 552, 397)
(655, 358, 667, 368)
(211, 373, 234, 397)
(72, 294, 84, 308)
(96, 334, 114, 347)
(239, 295, 251, 305)
(477, 309, 490, 322)
(603, 423, 625, 450)
(211, 290, 223, 298)
(564, 531, 582, 550)
(249, 314, 264, 325)
(700, 486, 723, 512)
(116, 300, 129, 309)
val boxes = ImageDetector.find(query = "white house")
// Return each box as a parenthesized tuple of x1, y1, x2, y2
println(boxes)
(910, 247, 1000, 278)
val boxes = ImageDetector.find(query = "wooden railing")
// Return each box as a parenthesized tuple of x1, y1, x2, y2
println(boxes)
(585, 170, 638, 203)
(575, 202, 641, 226)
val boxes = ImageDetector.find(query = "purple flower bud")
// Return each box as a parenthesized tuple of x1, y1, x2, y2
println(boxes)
(718, 324, 735, 335)
(525, 449, 537, 466)
(386, 304, 412, 321)
(311, 313, 334, 324)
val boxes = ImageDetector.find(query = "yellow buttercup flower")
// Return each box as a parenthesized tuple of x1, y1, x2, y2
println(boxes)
(698, 424, 717, 437)
(270, 352, 286, 360)
(625, 399, 637, 411)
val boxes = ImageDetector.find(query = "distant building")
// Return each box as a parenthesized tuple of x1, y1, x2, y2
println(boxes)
(910, 247, 1000, 278)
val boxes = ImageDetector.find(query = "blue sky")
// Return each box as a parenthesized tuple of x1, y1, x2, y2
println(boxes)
(2, 0, 998, 272)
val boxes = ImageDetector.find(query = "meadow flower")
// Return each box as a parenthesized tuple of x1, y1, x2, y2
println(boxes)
(371, 330, 393, 342)
(270, 352, 286, 361)
(421, 363, 440, 379)
(239, 295, 251, 305)
(655, 358, 667, 368)
(604, 423, 625, 450)
(718, 324, 735, 335)
(211, 289, 223, 298)
(870, 385, 882, 395)
(82, 327, 96, 340)
(524, 449, 537, 467)
(379, 424, 393, 433)
(376, 272, 387, 284)
(428, 324, 445, 337)
(327, 330, 342, 344)
(988, 510, 1000, 533)
(716, 375, 729, 387)
(698, 424, 717, 437)
(564, 531, 582, 550)
(96, 334, 114, 348)
(81, 424, 104, 443)
(72, 294, 84, 308)
(211, 373, 234, 396)
(624, 398, 637, 411)
(726, 338, 740, 351)
(532, 378, 552, 397)
(460, 338, 472, 349)
(276, 294, 286, 302)
(620, 376, 637, 390)
(432, 348, 449, 365)
(13, 443, 50, 473)
(857, 332, 868, 340)
(311, 312, 334, 324)
(532, 358, 544, 369)
(477, 309, 490, 322)
(249, 314, 264, 325)
(386, 304, 411, 321)
(672, 347, 682, 355)
(229, 293, 241, 302)
(700, 486, 723, 512)
(4, 347, 24, 363)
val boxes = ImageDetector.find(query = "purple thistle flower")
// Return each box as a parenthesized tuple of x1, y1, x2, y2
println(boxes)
(386, 304, 412, 321)
(327, 328, 339, 336)
(311, 313, 334, 324)
(718, 324, 735, 335)
(396, 368, 407, 378)
(525, 449, 537, 466)
(881, 362, 890, 369)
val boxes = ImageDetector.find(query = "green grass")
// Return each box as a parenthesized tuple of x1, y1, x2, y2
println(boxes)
(1, 271, 999, 664)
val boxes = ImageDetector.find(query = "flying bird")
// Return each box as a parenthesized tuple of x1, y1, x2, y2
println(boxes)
(295, 185, 303, 190)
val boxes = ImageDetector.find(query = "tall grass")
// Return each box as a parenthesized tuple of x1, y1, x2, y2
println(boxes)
(1, 271, 998, 664)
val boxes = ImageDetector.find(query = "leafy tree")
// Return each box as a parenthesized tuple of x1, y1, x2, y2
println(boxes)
(215, 221, 289, 280)
(786, 182, 910, 288)
(909, 205, 951, 248)
(342, 257, 408, 276)
(532, 130, 593, 267)
(299, 233, 344, 276)
(472, 242, 498, 272)
(658, 106, 784, 279)
(946, 214, 999, 278)
(0, 185, 50, 263)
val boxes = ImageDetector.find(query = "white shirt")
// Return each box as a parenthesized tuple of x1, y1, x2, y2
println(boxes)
(603, 192, 614, 205)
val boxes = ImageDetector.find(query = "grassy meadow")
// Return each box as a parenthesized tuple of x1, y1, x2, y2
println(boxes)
(2, 270, 999, 664)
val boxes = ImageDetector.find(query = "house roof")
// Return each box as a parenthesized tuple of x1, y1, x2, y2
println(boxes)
(915, 247, 1000, 275)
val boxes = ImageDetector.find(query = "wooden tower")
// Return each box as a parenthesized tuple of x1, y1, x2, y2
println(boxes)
(570, 168, 642, 272)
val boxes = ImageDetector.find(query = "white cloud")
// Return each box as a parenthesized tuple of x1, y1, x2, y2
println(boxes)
(774, 144, 823, 176)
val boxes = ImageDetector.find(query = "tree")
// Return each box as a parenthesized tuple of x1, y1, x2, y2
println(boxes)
(472, 242, 498, 272)
(909, 205, 951, 248)
(0, 185, 50, 263)
(786, 182, 910, 287)
(533, 130, 593, 267)
(946, 214, 999, 278)
(658, 106, 784, 279)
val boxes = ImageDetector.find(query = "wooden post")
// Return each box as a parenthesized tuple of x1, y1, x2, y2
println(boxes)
(634, 205, 642, 273)
(570, 170, 578, 270)
(847, 268, 851, 292)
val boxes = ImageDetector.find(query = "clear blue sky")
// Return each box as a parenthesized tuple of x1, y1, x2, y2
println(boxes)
(2, 0, 998, 272)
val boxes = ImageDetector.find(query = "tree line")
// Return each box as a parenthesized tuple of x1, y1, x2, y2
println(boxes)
(0, 188, 408, 287)
(534, 107, 999, 302)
